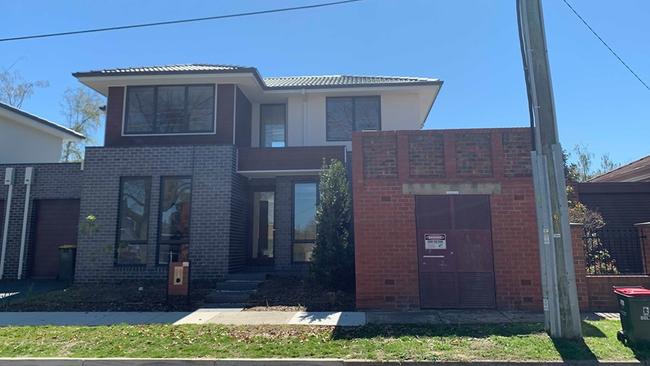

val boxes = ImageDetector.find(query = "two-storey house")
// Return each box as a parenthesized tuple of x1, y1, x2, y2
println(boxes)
(71, 64, 442, 282)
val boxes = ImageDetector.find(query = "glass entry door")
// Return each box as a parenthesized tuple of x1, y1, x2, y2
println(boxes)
(251, 191, 275, 264)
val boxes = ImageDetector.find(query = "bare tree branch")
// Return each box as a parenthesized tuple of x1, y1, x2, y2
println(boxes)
(0, 69, 48, 108)
(60, 87, 105, 162)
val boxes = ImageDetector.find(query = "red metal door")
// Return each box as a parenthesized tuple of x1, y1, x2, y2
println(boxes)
(29, 199, 80, 279)
(416, 195, 496, 308)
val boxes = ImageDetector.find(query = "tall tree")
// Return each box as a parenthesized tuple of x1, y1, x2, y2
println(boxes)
(573, 144, 594, 182)
(599, 154, 619, 175)
(60, 87, 104, 162)
(571, 144, 621, 182)
(0, 69, 48, 108)
(311, 159, 354, 290)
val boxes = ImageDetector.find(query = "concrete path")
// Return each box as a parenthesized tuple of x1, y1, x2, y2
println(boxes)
(0, 309, 617, 327)
(0, 312, 191, 326)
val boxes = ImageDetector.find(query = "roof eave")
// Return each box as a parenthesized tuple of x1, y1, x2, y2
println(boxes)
(0, 103, 85, 140)
(419, 81, 444, 129)
(73, 67, 442, 92)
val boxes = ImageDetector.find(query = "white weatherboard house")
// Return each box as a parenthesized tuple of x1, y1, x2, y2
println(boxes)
(0, 102, 85, 163)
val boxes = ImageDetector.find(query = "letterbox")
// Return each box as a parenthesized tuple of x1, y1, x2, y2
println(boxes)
(167, 261, 190, 297)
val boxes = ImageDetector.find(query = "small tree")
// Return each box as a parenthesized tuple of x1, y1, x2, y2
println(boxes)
(311, 159, 354, 290)
(563, 149, 618, 274)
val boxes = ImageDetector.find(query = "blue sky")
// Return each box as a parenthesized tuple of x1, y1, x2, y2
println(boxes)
(1, 0, 648, 165)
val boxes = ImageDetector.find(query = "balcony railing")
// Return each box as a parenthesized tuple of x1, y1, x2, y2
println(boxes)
(237, 146, 346, 174)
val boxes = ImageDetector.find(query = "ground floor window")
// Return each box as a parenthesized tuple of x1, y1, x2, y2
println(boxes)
(157, 176, 192, 264)
(115, 177, 151, 266)
(292, 181, 317, 262)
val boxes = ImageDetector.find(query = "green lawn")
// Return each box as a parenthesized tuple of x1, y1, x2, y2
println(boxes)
(0, 320, 647, 361)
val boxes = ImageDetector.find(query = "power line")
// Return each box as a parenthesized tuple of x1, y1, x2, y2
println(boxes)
(0, 0, 364, 43)
(561, 0, 650, 91)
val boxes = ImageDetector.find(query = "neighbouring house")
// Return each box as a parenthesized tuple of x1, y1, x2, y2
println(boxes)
(0, 102, 84, 163)
(0, 63, 442, 282)
(0, 102, 83, 280)
(575, 155, 650, 294)
(577, 155, 650, 231)
(589, 155, 650, 183)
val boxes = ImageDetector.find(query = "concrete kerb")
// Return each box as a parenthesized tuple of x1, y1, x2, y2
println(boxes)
(0, 311, 617, 327)
(0, 359, 643, 366)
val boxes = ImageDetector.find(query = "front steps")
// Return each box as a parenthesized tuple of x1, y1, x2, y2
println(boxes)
(203, 272, 269, 308)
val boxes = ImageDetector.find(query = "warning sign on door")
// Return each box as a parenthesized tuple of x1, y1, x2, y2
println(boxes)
(425, 233, 446, 250)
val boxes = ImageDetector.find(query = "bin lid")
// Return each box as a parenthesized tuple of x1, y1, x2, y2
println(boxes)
(613, 287, 650, 297)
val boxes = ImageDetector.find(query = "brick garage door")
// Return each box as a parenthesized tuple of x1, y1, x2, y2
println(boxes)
(29, 199, 80, 279)
(416, 195, 496, 308)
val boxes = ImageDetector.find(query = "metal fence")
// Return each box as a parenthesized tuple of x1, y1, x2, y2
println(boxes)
(583, 228, 647, 275)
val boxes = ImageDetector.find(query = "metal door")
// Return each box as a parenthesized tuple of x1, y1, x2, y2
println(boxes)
(416, 195, 496, 308)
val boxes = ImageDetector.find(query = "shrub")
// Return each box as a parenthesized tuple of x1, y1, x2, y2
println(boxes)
(311, 159, 355, 290)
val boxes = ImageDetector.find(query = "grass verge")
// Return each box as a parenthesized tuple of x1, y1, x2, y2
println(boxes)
(0, 320, 646, 361)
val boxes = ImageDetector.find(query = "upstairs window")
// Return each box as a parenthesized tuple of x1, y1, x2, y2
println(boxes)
(326, 96, 380, 141)
(125, 85, 215, 135)
(260, 104, 286, 147)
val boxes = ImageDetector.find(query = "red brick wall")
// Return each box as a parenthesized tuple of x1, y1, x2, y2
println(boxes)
(408, 134, 445, 178)
(353, 128, 544, 310)
(571, 224, 589, 311)
(586, 276, 650, 311)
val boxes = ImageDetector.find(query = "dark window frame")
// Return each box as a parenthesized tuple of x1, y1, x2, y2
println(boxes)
(123, 84, 216, 135)
(249, 188, 278, 261)
(155, 175, 193, 266)
(291, 179, 319, 263)
(326, 95, 381, 141)
(114, 176, 152, 267)
(259, 103, 288, 148)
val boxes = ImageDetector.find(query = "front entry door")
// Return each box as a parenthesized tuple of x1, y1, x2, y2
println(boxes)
(251, 191, 275, 265)
(416, 195, 496, 309)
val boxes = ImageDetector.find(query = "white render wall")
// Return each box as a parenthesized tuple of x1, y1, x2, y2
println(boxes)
(0, 116, 63, 163)
(251, 91, 423, 150)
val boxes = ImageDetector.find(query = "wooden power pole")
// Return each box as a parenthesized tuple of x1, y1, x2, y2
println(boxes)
(516, 0, 582, 338)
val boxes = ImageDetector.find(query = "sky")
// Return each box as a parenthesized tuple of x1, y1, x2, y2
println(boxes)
(1, 0, 648, 166)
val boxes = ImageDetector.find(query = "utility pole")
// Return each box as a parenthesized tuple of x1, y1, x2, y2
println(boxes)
(517, 0, 582, 338)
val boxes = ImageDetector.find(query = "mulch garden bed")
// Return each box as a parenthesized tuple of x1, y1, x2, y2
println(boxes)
(1, 276, 354, 312)
(0, 281, 212, 312)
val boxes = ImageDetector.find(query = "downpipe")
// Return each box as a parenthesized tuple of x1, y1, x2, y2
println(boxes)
(17, 167, 33, 279)
(0, 167, 14, 279)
